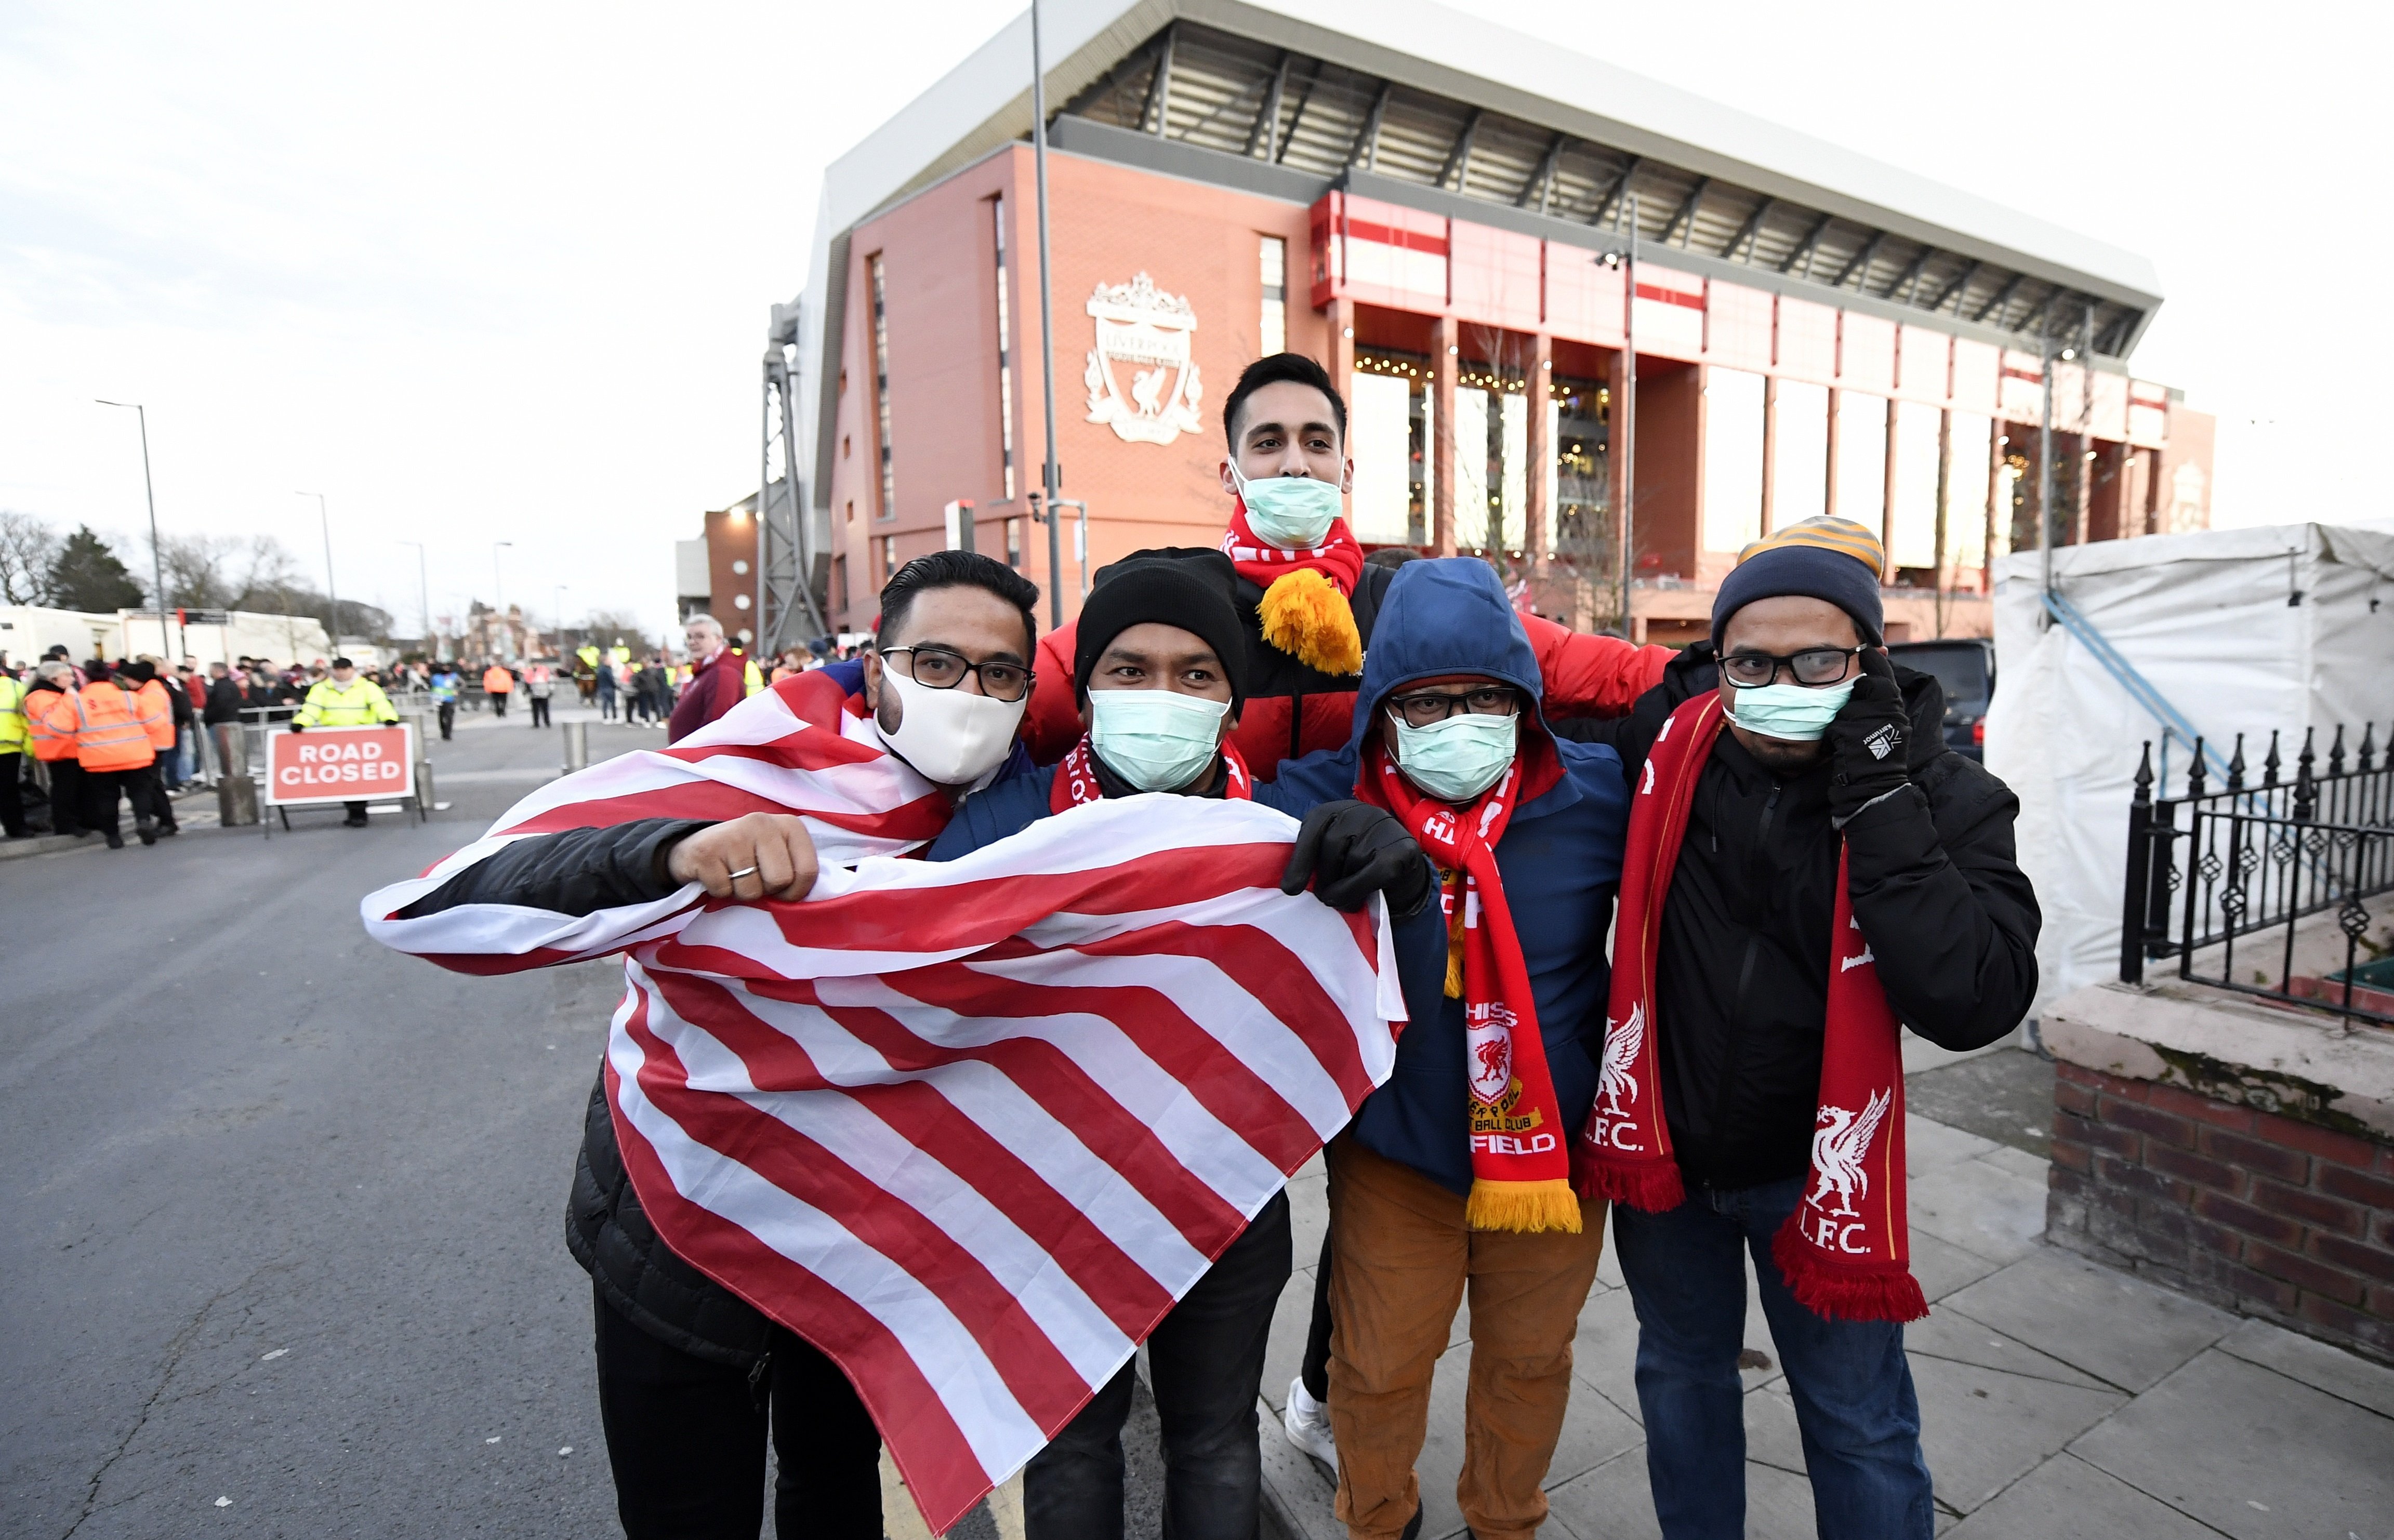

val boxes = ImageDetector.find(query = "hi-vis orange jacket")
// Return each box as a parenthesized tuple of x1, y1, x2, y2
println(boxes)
(25, 685, 77, 762)
(44, 682, 160, 772)
(134, 678, 177, 750)
(482, 666, 514, 694)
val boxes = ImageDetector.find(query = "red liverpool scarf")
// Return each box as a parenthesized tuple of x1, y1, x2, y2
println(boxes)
(1575, 692, 1925, 1322)
(1050, 735, 1253, 812)
(1221, 505, 1366, 677)
(1358, 734, 1579, 1232)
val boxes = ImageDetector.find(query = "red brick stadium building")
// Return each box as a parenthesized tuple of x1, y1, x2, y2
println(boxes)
(799, 0, 2212, 642)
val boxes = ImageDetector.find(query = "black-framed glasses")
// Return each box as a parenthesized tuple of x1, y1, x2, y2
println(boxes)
(880, 645, 1033, 702)
(1385, 686, 1519, 728)
(1719, 647, 1862, 689)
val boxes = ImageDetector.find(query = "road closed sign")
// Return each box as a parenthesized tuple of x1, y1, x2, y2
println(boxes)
(266, 724, 416, 805)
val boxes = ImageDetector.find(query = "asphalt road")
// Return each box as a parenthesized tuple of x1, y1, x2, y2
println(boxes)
(3, 705, 664, 1539)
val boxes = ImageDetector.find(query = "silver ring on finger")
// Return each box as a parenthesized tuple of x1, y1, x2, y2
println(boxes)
(727, 865, 759, 881)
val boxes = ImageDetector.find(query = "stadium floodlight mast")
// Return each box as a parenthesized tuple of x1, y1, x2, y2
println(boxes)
(297, 492, 336, 649)
(1030, 0, 1064, 629)
(95, 399, 171, 658)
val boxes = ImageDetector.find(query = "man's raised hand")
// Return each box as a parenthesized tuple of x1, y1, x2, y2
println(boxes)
(665, 814, 821, 902)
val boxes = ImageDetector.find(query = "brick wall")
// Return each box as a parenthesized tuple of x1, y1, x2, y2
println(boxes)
(2048, 1061, 2394, 1364)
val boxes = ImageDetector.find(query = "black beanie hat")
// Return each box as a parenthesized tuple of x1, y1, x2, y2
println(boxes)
(1073, 548, 1249, 712)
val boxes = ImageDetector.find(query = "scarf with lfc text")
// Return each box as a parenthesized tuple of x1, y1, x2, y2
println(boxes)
(1358, 732, 1579, 1232)
(1050, 735, 1253, 813)
(1573, 691, 1924, 1321)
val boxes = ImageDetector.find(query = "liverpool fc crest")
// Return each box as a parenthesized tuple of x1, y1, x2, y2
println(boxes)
(1084, 273, 1203, 446)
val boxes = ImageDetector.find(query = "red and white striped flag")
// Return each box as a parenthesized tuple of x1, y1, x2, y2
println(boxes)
(363, 687, 1405, 1531)
(365, 679, 949, 971)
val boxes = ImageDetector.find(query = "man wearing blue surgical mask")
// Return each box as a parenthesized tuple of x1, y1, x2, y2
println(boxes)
(1559, 516, 2039, 1539)
(927, 547, 1436, 1540)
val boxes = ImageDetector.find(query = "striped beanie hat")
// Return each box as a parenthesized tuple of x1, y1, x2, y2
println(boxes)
(1710, 516, 1886, 643)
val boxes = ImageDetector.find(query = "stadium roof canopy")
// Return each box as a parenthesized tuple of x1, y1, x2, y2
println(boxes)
(803, 0, 2164, 489)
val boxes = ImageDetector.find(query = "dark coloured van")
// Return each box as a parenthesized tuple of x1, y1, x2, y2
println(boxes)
(1888, 638, 1995, 762)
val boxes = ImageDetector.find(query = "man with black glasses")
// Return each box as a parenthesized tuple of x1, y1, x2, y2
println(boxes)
(389, 550, 1044, 1540)
(1565, 516, 2038, 1540)
(1261, 557, 1630, 1540)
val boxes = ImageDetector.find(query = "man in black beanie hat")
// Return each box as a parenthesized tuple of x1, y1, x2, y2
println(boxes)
(930, 545, 1432, 1540)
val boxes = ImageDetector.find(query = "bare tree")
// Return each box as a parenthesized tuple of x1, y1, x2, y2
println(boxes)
(0, 511, 60, 605)
(142, 529, 242, 609)
(581, 609, 655, 653)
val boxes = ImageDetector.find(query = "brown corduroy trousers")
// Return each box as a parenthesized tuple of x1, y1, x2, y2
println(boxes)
(1326, 1137, 1608, 1540)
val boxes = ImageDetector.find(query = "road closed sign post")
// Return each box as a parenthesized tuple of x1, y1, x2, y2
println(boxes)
(264, 724, 416, 812)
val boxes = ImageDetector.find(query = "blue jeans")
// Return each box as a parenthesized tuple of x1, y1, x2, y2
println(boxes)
(1611, 1174, 1933, 1539)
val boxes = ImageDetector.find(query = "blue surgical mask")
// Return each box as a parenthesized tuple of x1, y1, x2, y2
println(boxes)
(1232, 465, 1343, 550)
(1726, 680, 1854, 742)
(1390, 709, 1518, 801)
(1089, 689, 1231, 792)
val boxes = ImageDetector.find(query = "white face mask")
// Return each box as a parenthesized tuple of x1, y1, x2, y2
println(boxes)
(875, 666, 1026, 786)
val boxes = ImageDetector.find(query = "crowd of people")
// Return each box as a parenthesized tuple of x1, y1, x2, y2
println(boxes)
(0, 647, 630, 835)
(373, 354, 2041, 1540)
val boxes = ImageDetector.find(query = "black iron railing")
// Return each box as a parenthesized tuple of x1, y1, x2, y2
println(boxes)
(2120, 724, 2394, 1028)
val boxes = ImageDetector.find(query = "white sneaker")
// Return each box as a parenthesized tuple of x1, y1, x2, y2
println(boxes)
(1284, 1374, 1336, 1466)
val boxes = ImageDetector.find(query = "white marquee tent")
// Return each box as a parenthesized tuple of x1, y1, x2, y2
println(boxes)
(1984, 521, 2394, 1014)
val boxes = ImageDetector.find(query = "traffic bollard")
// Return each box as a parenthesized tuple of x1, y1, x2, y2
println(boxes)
(218, 774, 260, 827)
(562, 720, 588, 775)
(211, 724, 259, 826)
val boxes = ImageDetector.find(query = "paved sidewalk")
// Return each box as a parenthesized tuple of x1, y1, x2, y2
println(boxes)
(1254, 1051, 2394, 1540)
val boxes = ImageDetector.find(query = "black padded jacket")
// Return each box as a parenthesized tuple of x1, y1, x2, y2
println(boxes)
(1557, 646, 2041, 1189)
(398, 817, 775, 1367)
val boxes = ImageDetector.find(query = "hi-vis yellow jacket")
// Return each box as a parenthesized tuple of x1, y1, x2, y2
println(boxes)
(294, 676, 400, 728)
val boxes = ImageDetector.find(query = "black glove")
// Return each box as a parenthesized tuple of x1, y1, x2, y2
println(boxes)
(1281, 801, 1434, 918)
(1824, 649, 1910, 824)
(288, 722, 305, 732)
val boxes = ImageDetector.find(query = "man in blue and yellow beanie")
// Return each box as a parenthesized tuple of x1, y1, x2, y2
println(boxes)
(1569, 513, 2042, 1538)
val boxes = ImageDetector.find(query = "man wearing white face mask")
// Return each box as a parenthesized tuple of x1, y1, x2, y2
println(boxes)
(1262, 557, 1634, 1540)
(391, 548, 1046, 1540)
(929, 548, 1439, 1540)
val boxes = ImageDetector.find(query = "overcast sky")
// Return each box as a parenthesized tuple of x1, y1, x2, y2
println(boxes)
(2, 1, 2382, 636)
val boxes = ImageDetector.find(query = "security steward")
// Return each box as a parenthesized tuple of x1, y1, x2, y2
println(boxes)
(292, 656, 401, 827)
(24, 661, 84, 838)
(0, 662, 27, 839)
(126, 661, 182, 837)
(44, 658, 162, 847)
(483, 661, 515, 718)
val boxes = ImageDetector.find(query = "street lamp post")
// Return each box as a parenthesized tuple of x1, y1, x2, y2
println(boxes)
(1030, 0, 1064, 629)
(553, 584, 567, 657)
(95, 400, 171, 658)
(493, 541, 513, 661)
(1594, 194, 1638, 638)
(396, 540, 431, 652)
(298, 492, 336, 653)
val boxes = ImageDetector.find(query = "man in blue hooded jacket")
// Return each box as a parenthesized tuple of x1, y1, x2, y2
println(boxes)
(1263, 557, 1631, 1540)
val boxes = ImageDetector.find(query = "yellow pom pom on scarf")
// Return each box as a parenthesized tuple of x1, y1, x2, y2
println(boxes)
(1256, 568, 1364, 676)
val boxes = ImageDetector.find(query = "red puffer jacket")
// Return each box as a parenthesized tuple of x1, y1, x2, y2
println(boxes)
(1022, 562, 1670, 777)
